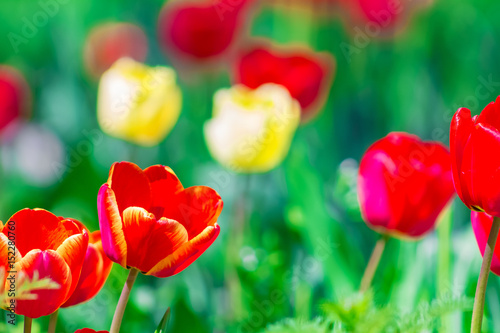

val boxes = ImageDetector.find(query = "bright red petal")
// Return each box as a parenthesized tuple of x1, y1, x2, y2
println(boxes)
(140, 218, 188, 272)
(164, 186, 223, 240)
(146, 224, 220, 278)
(107, 162, 152, 214)
(97, 185, 127, 267)
(2, 209, 69, 257)
(56, 231, 89, 301)
(469, 123, 500, 216)
(450, 108, 475, 209)
(144, 165, 184, 219)
(121, 207, 158, 270)
(14, 250, 71, 318)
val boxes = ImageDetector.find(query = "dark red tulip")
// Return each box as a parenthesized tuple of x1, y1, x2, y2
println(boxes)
(0, 65, 30, 133)
(158, 0, 252, 62)
(358, 132, 455, 238)
(83, 22, 148, 78)
(471, 211, 500, 276)
(450, 97, 500, 216)
(235, 44, 334, 121)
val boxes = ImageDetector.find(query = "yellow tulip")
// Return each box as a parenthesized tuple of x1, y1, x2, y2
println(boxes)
(204, 83, 300, 173)
(97, 58, 182, 146)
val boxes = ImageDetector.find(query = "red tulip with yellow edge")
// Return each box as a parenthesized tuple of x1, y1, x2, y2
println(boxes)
(97, 161, 223, 333)
(0, 209, 88, 318)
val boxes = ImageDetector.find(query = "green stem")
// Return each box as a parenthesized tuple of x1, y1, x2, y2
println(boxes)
(48, 310, 58, 333)
(471, 216, 500, 333)
(360, 234, 388, 292)
(110, 268, 139, 333)
(24, 317, 32, 333)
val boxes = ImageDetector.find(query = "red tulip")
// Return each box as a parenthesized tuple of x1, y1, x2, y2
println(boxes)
(158, 0, 251, 62)
(358, 132, 455, 238)
(339, 0, 427, 36)
(83, 22, 148, 78)
(75, 329, 108, 333)
(471, 211, 500, 276)
(0, 209, 88, 318)
(62, 229, 112, 307)
(235, 43, 334, 121)
(97, 162, 223, 278)
(0, 65, 30, 133)
(450, 98, 500, 216)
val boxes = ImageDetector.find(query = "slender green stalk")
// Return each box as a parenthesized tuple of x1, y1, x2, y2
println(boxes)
(471, 216, 500, 333)
(360, 234, 389, 292)
(48, 310, 58, 333)
(110, 268, 139, 333)
(24, 317, 32, 333)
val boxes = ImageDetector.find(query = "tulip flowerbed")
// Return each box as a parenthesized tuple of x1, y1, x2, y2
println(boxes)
(2, 0, 500, 332)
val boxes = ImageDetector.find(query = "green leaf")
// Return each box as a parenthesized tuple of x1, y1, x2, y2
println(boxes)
(154, 307, 171, 333)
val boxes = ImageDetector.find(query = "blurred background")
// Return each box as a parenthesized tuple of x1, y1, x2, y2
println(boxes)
(1, 0, 500, 332)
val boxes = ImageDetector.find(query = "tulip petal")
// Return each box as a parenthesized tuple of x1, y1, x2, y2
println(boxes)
(14, 249, 71, 318)
(107, 162, 152, 214)
(0, 232, 21, 274)
(476, 96, 500, 132)
(144, 165, 184, 218)
(2, 209, 69, 258)
(146, 224, 219, 278)
(470, 123, 500, 216)
(450, 108, 475, 208)
(56, 231, 89, 300)
(62, 232, 112, 308)
(122, 207, 157, 270)
(164, 186, 223, 239)
(98, 185, 127, 267)
(471, 211, 500, 276)
(140, 218, 188, 272)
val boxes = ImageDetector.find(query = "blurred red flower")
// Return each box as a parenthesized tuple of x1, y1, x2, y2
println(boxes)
(0, 65, 30, 134)
(97, 162, 223, 278)
(158, 0, 252, 63)
(62, 228, 112, 307)
(450, 97, 500, 216)
(235, 43, 334, 121)
(83, 22, 148, 78)
(0, 209, 88, 318)
(75, 329, 108, 333)
(472, 211, 500, 276)
(358, 132, 455, 238)
(340, 0, 429, 36)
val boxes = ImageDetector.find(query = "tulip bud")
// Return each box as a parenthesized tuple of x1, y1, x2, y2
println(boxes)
(204, 83, 300, 173)
(0, 65, 30, 135)
(83, 22, 148, 78)
(358, 132, 455, 238)
(450, 97, 500, 216)
(97, 58, 182, 147)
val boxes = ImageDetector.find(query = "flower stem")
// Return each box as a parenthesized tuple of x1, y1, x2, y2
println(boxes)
(48, 310, 58, 333)
(110, 268, 139, 333)
(471, 216, 500, 333)
(360, 234, 389, 292)
(24, 317, 32, 333)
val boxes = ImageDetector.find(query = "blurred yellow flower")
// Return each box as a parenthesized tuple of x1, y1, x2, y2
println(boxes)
(97, 58, 182, 146)
(204, 83, 300, 173)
